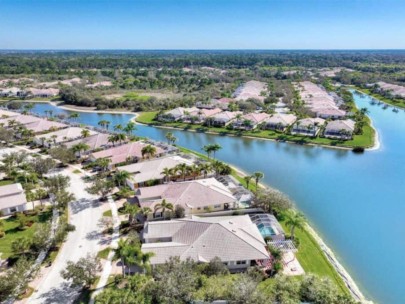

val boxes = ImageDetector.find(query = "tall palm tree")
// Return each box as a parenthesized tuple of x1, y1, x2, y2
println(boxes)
(176, 163, 189, 181)
(69, 112, 80, 121)
(253, 172, 264, 192)
(124, 121, 137, 136)
(81, 129, 91, 138)
(284, 210, 306, 239)
(124, 203, 139, 225)
(190, 164, 201, 180)
(98, 120, 110, 130)
(138, 206, 152, 221)
(202, 144, 213, 159)
(108, 134, 118, 146)
(210, 143, 222, 159)
(96, 158, 111, 172)
(24, 103, 34, 114)
(115, 133, 126, 145)
(141, 145, 157, 159)
(161, 167, 172, 183)
(113, 239, 133, 276)
(244, 175, 252, 189)
(114, 170, 130, 187)
(165, 132, 174, 145)
(154, 199, 173, 219)
(72, 142, 90, 158)
(114, 124, 123, 132)
(199, 163, 212, 178)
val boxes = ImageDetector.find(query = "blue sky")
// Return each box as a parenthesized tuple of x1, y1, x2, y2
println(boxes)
(1, 0, 404, 49)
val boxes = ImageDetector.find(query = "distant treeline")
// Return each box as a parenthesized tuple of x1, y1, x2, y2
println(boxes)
(1, 50, 405, 74)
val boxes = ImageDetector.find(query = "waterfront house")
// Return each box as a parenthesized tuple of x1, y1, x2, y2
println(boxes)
(89, 141, 165, 168)
(26, 88, 60, 98)
(232, 112, 270, 130)
(34, 127, 96, 147)
(0, 183, 27, 216)
(313, 106, 346, 119)
(141, 215, 270, 271)
(0, 114, 42, 128)
(183, 108, 223, 124)
(159, 107, 199, 122)
(64, 133, 112, 153)
(0, 87, 25, 97)
(291, 117, 325, 137)
(324, 119, 355, 140)
(134, 178, 237, 220)
(217, 97, 234, 110)
(23, 119, 67, 134)
(211, 111, 242, 127)
(264, 114, 297, 131)
(117, 155, 194, 189)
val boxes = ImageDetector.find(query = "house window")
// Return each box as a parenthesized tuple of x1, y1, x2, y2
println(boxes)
(154, 212, 162, 218)
(236, 260, 247, 265)
(9, 207, 17, 213)
(203, 206, 209, 210)
(197, 207, 201, 210)
(214, 204, 221, 208)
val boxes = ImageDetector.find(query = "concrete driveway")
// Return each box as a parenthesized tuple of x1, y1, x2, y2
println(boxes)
(29, 168, 104, 304)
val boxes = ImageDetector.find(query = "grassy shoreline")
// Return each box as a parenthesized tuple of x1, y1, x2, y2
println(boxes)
(136, 111, 375, 149)
(353, 86, 405, 109)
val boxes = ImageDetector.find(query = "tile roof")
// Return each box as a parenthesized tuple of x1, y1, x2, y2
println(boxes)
(117, 155, 193, 184)
(0, 183, 26, 209)
(325, 119, 355, 132)
(0, 109, 20, 119)
(90, 141, 165, 165)
(241, 112, 270, 124)
(35, 127, 96, 144)
(142, 215, 270, 265)
(137, 178, 236, 210)
(0, 114, 42, 127)
(24, 119, 67, 133)
(64, 133, 111, 150)
(266, 114, 297, 126)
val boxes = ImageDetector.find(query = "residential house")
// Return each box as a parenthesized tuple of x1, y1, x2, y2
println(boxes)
(141, 215, 270, 271)
(0, 109, 20, 119)
(117, 155, 194, 189)
(313, 107, 346, 119)
(0, 114, 42, 128)
(324, 119, 355, 140)
(183, 108, 223, 124)
(211, 111, 242, 127)
(0, 87, 25, 97)
(26, 88, 60, 98)
(23, 119, 67, 134)
(64, 133, 112, 153)
(34, 127, 95, 147)
(291, 118, 325, 137)
(264, 114, 297, 131)
(135, 178, 237, 220)
(89, 141, 165, 168)
(232, 112, 270, 130)
(217, 97, 234, 110)
(159, 107, 199, 122)
(0, 183, 27, 215)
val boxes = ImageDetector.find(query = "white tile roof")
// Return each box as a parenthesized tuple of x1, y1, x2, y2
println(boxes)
(142, 215, 269, 265)
(0, 183, 26, 209)
(117, 155, 193, 184)
(325, 119, 355, 132)
(266, 114, 297, 126)
(35, 127, 96, 144)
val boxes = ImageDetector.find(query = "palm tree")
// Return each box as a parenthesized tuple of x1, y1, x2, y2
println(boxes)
(165, 132, 174, 144)
(161, 167, 172, 183)
(123, 121, 137, 136)
(24, 103, 34, 114)
(189, 164, 201, 180)
(81, 129, 91, 138)
(114, 124, 123, 132)
(176, 163, 189, 181)
(108, 134, 118, 146)
(202, 144, 213, 159)
(210, 143, 222, 159)
(198, 163, 212, 178)
(114, 170, 130, 187)
(138, 207, 152, 221)
(115, 133, 126, 145)
(141, 145, 157, 159)
(72, 142, 90, 158)
(124, 203, 139, 225)
(253, 172, 264, 192)
(244, 175, 252, 189)
(113, 239, 133, 276)
(154, 199, 173, 219)
(98, 120, 110, 130)
(96, 158, 111, 172)
(69, 112, 80, 121)
(284, 210, 306, 239)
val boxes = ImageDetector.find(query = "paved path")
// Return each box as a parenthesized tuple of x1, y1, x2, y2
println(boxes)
(29, 167, 104, 304)
(89, 196, 120, 303)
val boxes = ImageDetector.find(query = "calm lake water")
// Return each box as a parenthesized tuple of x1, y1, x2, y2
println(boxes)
(31, 93, 405, 304)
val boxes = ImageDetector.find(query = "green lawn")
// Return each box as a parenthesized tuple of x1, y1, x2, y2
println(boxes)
(136, 111, 375, 149)
(0, 179, 14, 186)
(0, 209, 52, 259)
(354, 87, 405, 109)
(103, 210, 112, 217)
(279, 221, 348, 295)
(97, 247, 111, 259)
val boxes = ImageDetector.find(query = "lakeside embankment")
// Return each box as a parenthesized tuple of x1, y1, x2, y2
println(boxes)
(353, 86, 405, 110)
(135, 111, 377, 151)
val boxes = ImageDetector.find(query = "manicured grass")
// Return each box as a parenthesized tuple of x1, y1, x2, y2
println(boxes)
(0, 179, 14, 186)
(97, 247, 111, 260)
(136, 111, 375, 149)
(73, 169, 81, 174)
(279, 221, 348, 295)
(355, 87, 405, 109)
(103, 210, 112, 217)
(0, 209, 52, 259)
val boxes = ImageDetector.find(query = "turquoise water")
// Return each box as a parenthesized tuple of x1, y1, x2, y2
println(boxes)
(259, 225, 275, 237)
(31, 94, 405, 304)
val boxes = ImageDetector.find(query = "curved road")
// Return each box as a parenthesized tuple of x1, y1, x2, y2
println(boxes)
(29, 167, 104, 304)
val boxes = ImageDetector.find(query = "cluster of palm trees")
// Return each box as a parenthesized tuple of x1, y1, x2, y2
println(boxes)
(165, 132, 177, 145)
(108, 133, 127, 146)
(141, 144, 157, 159)
(243, 171, 264, 192)
(202, 143, 222, 159)
(161, 162, 213, 182)
(98, 120, 137, 136)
